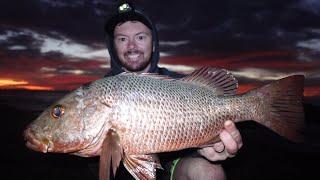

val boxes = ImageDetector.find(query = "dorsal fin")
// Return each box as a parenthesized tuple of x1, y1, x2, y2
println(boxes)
(118, 72, 173, 80)
(180, 67, 238, 96)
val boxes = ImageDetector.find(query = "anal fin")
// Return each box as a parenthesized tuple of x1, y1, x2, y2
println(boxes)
(99, 129, 123, 180)
(123, 154, 163, 180)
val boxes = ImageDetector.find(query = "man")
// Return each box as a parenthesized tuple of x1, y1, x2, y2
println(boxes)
(104, 2, 243, 180)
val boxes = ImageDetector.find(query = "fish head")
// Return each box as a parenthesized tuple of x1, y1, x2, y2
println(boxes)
(24, 86, 106, 155)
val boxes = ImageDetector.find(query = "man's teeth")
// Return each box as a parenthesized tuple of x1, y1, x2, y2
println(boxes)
(128, 54, 139, 59)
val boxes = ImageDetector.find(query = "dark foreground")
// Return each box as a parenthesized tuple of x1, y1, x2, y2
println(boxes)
(1, 90, 320, 180)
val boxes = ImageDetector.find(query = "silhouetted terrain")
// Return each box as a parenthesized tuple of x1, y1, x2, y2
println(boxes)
(1, 90, 320, 180)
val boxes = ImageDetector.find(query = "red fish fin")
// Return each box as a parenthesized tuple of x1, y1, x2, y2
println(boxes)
(181, 67, 238, 96)
(250, 75, 305, 142)
(199, 136, 221, 148)
(119, 72, 174, 80)
(99, 129, 123, 180)
(123, 154, 162, 180)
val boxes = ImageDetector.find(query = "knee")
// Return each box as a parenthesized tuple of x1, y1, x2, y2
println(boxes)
(200, 163, 226, 180)
(173, 157, 226, 180)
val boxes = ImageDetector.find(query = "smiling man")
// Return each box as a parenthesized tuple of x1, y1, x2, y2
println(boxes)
(113, 21, 152, 73)
(104, 2, 184, 78)
(103, 2, 243, 180)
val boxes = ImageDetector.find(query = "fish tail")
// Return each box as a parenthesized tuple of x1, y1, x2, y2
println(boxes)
(250, 75, 305, 142)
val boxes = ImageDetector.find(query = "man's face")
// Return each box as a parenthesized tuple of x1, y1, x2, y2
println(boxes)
(114, 21, 152, 73)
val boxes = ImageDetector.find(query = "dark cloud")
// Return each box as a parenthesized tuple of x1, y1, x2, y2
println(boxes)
(143, 0, 320, 54)
(1, 0, 319, 53)
(0, 0, 107, 42)
(297, 0, 320, 15)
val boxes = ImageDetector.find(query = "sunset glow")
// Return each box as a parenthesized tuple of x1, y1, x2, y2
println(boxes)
(0, 79, 53, 90)
(0, 79, 28, 86)
(15, 85, 54, 91)
(304, 87, 320, 97)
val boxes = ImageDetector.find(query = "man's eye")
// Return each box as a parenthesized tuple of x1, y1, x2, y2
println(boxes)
(117, 37, 127, 42)
(137, 35, 146, 40)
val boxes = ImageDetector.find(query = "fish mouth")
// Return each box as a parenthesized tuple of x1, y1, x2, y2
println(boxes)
(24, 128, 52, 153)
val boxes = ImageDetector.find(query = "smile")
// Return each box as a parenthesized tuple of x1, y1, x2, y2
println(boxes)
(125, 53, 142, 61)
(128, 54, 140, 59)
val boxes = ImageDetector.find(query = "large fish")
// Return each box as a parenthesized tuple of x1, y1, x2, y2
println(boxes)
(24, 67, 304, 180)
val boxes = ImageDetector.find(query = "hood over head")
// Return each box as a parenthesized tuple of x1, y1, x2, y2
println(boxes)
(104, 2, 160, 76)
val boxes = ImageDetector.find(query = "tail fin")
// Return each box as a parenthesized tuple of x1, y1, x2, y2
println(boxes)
(249, 75, 305, 142)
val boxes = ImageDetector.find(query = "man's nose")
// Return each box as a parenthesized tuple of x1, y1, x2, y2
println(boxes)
(127, 39, 137, 49)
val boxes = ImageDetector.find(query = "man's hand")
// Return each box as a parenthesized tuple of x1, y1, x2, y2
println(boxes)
(198, 120, 243, 161)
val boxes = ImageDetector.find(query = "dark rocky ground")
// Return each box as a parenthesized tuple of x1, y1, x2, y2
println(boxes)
(1, 90, 320, 180)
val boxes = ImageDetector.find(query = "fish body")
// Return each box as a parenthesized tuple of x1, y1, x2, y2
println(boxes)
(24, 67, 304, 180)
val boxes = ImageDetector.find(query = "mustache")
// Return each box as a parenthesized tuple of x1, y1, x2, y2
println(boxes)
(125, 50, 143, 55)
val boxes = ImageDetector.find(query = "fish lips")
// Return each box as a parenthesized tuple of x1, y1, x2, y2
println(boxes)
(24, 128, 89, 154)
(24, 128, 51, 153)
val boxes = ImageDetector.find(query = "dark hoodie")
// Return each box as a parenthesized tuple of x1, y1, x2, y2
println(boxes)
(104, 2, 184, 79)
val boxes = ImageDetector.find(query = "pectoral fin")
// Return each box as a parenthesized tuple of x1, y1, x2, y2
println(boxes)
(99, 129, 123, 180)
(123, 154, 163, 180)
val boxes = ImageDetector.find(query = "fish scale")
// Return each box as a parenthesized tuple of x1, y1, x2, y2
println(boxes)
(98, 75, 249, 154)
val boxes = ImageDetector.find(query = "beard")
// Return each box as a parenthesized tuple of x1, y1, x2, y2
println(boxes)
(120, 50, 151, 72)
(123, 60, 150, 72)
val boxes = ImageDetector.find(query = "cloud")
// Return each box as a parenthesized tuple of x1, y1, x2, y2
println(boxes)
(40, 36, 108, 60)
(38, 0, 114, 17)
(58, 69, 87, 75)
(41, 0, 114, 7)
(159, 52, 173, 57)
(297, 38, 320, 52)
(298, 0, 320, 15)
(158, 63, 195, 73)
(7, 45, 27, 50)
(40, 67, 57, 73)
(232, 67, 307, 81)
(307, 69, 320, 79)
(0, 29, 28, 41)
(40, 0, 84, 8)
(0, 28, 108, 60)
(159, 40, 190, 47)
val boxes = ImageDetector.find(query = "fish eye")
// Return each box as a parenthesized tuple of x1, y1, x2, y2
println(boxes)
(51, 105, 65, 119)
